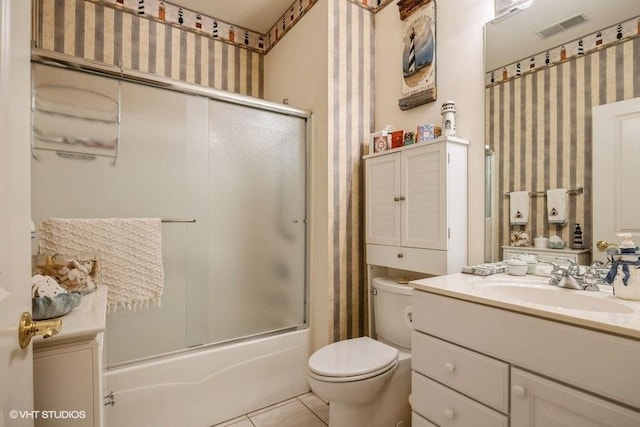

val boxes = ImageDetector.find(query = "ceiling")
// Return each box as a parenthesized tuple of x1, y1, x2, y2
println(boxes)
(170, 0, 295, 34)
(485, 0, 640, 70)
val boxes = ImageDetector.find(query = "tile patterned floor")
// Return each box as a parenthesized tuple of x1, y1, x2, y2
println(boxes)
(212, 393, 328, 427)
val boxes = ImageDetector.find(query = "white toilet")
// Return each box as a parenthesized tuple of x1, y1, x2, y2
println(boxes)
(308, 277, 412, 427)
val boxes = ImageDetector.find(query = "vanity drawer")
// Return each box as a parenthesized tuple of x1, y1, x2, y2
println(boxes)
(412, 331, 509, 413)
(412, 372, 508, 427)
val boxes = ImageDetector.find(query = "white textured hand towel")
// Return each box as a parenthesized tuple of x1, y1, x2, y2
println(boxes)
(38, 218, 164, 312)
(547, 188, 568, 225)
(509, 191, 530, 225)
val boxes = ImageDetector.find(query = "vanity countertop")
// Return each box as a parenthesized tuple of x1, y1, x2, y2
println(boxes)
(34, 285, 108, 348)
(410, 273, 640, 340)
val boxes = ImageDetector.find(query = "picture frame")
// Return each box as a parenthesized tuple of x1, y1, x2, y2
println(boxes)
(398, 0, 437, 111)
(370, 132, 391, 153)
(510, 230, 530, 247)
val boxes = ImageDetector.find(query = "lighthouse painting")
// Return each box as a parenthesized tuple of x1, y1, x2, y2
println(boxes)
(402, 20, 434, 85)
(398, 0, 436, 109)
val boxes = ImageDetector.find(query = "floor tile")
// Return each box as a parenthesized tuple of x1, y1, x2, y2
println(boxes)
(211, 415, 253, 427)
(249, 399, 326, 427)
(298, 392, 329, 424)
(247, 398, 297, 417)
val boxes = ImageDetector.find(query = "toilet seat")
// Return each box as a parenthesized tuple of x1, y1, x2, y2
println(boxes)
(308, 337, 398, 382)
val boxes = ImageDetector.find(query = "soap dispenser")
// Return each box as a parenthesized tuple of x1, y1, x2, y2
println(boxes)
(606, 233, 640, 300)
(618, 233, 637, 254)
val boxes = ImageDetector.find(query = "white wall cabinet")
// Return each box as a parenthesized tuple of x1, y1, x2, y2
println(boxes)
(411, 288, 640, 426)
(364, 136, 468, 275)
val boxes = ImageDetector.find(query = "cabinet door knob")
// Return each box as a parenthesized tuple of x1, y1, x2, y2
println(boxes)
(399, 196, 406, 201)
(444, 409, 455, 420)
(512, 385, 526, 398)
(444, 362, 456, 373)
(394, 196, 401, 202)
(397, 253, 404, 259)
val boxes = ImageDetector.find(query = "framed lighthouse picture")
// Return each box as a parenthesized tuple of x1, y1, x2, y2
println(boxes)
(398, 0, 436, 111)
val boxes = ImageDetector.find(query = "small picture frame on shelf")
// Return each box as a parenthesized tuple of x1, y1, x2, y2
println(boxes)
(404, 131, 415, 146)
(510, 230, 530, 247)
(371, 132, 391, 153)
(391, 130, 404, 149)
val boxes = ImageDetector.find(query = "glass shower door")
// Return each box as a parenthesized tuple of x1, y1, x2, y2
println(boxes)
(207, 99, 307, 343)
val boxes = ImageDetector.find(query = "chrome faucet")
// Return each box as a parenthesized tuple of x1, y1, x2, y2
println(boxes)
(539, 260, 599, 291)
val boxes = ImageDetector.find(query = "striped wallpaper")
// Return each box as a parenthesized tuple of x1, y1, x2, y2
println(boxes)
(34, 0, 263, 97)
(328, 0, 375, 342)
(486, 37, 640, 256)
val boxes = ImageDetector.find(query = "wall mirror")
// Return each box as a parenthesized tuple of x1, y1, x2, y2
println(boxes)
(485, 0, 640, 73)
(484, 0, 640, 263)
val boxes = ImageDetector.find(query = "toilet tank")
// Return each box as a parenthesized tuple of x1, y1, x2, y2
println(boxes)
(372, 277, 412, 350)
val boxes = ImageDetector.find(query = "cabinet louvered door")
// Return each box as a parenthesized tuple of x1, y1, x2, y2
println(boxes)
(402, 144, 447, 249)
(365, 153, 402, 246)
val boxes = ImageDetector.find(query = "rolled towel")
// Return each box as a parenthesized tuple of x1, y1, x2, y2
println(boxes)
(547, 188, 568, 225)
(509, 191, 530, 225)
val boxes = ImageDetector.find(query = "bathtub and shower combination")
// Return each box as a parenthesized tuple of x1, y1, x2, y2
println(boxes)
(31, 52, 312, 426)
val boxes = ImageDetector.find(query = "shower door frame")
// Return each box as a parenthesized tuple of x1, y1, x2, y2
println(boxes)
(30, 48, 312, 364)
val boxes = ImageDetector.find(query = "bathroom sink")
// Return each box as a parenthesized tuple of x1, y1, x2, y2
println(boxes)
(475, 281, 634, 314)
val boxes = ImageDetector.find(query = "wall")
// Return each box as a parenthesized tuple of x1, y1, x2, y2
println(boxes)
(486, 37, 640, 253)
(326, 0, 375, 341)
(374, 0, 494, 266)
(35, 0, 263, 97)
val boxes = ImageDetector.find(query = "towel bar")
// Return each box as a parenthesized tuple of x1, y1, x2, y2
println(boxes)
(161, 219, 196, 223)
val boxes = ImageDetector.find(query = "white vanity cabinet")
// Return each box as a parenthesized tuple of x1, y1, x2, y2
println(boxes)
(410, 284, 640, 426)
(364, 136, 468, 275)
(33, 286, 107, 427)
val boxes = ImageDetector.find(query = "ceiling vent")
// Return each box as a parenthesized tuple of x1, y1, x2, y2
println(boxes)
(536, 14, 588, 39)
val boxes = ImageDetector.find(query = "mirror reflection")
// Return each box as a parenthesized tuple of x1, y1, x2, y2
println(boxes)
(484, 0, 640, 263)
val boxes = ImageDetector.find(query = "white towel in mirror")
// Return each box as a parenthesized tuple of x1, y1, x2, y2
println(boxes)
(509, 191, 530, 225)
(547, 188, 568, 225)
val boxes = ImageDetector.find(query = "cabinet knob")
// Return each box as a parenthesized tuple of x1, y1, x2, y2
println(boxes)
(444, 409, 455, 420)
(512, 385, 526, 398)
(397, 253, 404, 259)
(394, 196, 401, 202)
(444, 362, 456, 373)
(399, 196, 406, 201)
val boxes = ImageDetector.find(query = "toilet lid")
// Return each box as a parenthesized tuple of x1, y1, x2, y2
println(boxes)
(308, 337, 398, 378)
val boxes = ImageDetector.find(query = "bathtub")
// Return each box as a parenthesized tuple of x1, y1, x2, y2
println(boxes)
(104, 328, 312, 426)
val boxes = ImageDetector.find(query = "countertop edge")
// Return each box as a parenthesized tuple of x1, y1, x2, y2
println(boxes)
(411, 274, 640, 341)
